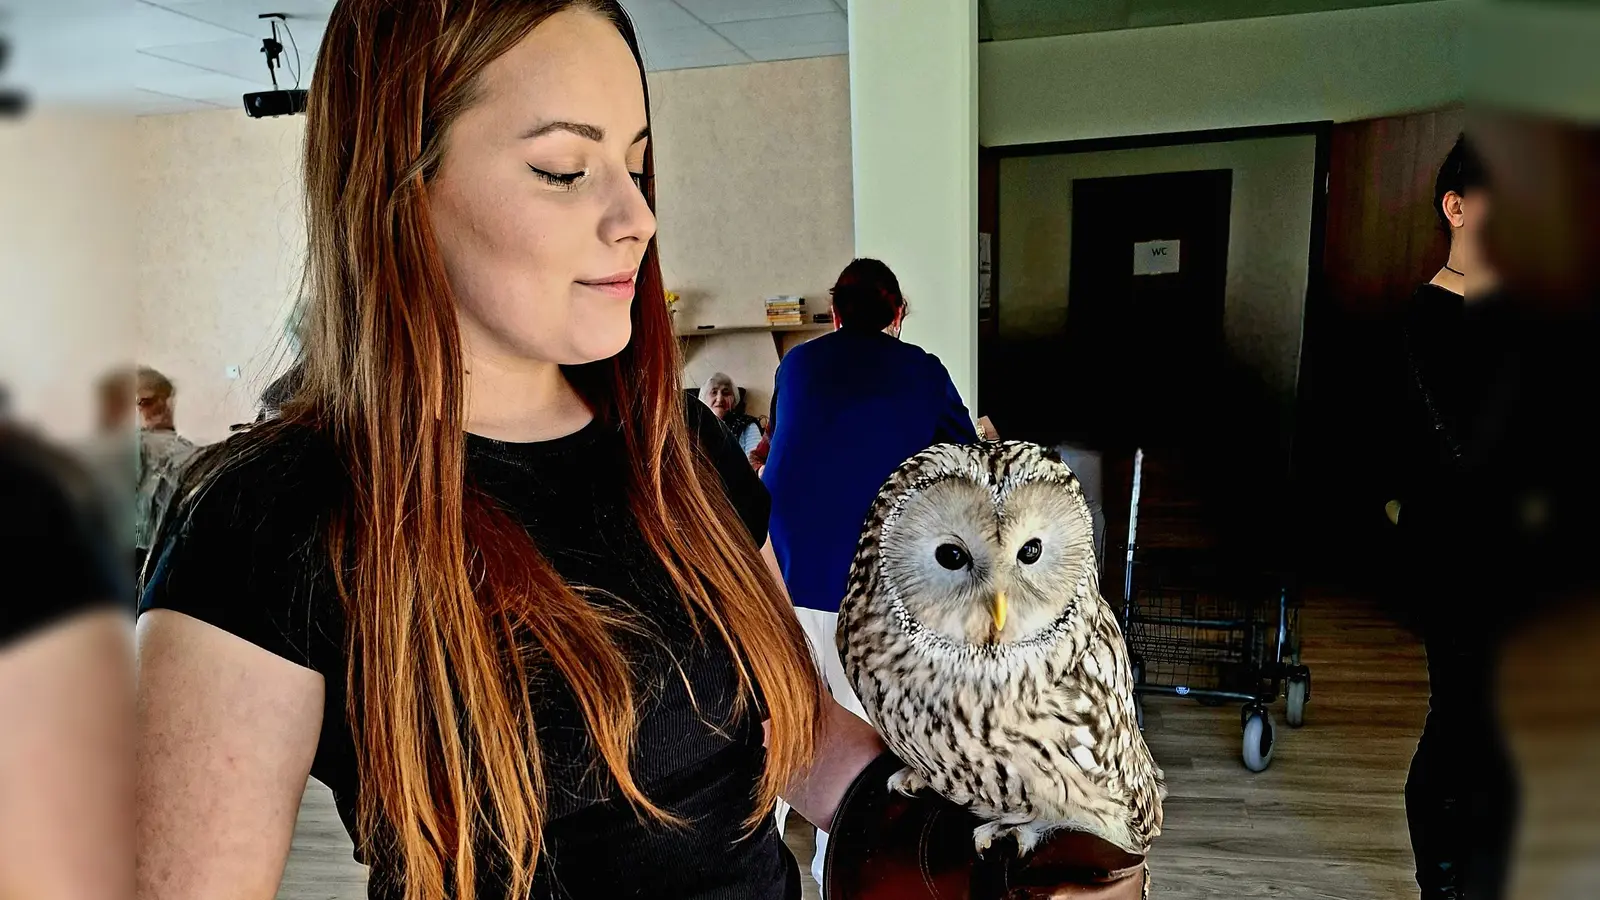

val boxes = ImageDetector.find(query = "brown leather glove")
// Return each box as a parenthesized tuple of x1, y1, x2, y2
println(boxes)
(825, 753, 1148, 900)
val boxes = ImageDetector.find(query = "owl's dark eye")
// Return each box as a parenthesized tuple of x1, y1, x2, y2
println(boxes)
(1017, 538, 1043, 565)
(934, 543, 970, 571)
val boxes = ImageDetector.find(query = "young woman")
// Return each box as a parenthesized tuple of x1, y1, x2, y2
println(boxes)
(1400, 133, 1516, 900)
(133, 3, 881, 899)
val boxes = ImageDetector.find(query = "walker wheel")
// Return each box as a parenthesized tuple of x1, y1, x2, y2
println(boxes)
(1242, 706, 1275, 772)
(1285, 672, 1310, 729)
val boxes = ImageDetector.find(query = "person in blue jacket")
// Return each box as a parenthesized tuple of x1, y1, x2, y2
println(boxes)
(762, 257, 978, 889)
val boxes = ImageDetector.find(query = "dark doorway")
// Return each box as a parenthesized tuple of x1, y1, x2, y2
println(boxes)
(1062, 169, 1233, 445)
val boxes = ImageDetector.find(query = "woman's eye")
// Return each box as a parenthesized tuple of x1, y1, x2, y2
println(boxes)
(935, 543, 970, 571)
(529, 164, 584, 187)
(630, 171, 649, 192)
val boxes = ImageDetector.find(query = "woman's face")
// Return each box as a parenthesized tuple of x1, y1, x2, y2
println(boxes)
(430, 9, 655, 370)
(705, 383, 736, 418)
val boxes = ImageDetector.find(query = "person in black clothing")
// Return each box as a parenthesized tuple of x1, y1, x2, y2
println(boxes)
(1470, 113, 1600, 896)
(134, 4, 886, 900)
(1, 421, 131, 898)
(1400, 133, 1518, 900)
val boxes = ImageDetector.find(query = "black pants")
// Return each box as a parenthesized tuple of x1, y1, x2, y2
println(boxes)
(1405, 613, 1519, 899)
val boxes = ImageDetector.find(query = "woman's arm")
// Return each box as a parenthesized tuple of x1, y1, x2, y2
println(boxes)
(783, 688, 886, 833)
(739, 421, 763, 457)
(136, 611, 325, 900)
(760, 542, 885, 833)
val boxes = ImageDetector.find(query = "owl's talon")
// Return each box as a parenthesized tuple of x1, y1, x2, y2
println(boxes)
(886, 766, 928, 797)
(972, 821, 1003, 856)
(972, 820, 1049, 858)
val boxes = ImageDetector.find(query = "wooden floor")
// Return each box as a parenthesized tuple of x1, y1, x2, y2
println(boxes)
(1140, 588, 1427, 898)
(276, 589, 1427, 899)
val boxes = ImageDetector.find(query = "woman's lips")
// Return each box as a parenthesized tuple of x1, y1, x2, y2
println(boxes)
(578, 272, 637, 299)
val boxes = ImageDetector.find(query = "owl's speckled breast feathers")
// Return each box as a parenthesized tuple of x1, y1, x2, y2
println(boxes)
(836, 442, 1164, 857)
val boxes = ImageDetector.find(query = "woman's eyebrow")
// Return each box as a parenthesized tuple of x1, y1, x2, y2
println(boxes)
(522, 121, 651, 145)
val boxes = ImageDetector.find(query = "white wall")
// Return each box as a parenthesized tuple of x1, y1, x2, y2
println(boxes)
(850, 0, 979, 406)
(131, 56, 854, 444)
(998, 134, 1318, 415)
(980, 1, 1464, 147)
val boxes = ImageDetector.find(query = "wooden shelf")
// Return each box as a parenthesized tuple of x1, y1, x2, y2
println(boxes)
(674, 323, 831, 337)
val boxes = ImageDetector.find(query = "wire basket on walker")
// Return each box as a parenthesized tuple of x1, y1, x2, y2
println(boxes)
(1115, 449, 1311, 772)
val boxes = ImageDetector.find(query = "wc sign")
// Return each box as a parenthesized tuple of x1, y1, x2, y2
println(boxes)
(1132, 239, 1181, 276)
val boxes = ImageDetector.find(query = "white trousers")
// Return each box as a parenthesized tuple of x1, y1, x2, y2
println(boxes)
(777, 606, 867, 891)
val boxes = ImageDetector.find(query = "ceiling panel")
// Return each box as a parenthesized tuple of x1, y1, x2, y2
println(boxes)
(140, 0, 334, 37)
(677, 0, 838, 25)
(639, 22, 750, 71)
(644, 45, 752, 70)
(11, 0, 851, 115)
(618, 0, 703, 33)
(131, 50, 262, 104)
(140, 37, 302, 89)
(8, 0, 128, 20)
(744, 39, 847, 64)
(127, 2, 241, 49)
(714, 11, 847, 54)
(640, 19, 740, 54)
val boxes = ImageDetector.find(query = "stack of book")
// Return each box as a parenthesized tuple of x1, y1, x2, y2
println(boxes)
(764, 295, 806, 326)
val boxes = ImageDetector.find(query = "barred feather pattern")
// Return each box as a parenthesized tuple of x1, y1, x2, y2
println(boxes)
(837, 442, 1165, 856)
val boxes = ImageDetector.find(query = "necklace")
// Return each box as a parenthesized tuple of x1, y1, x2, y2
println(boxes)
(1444, 264, 1466, 277)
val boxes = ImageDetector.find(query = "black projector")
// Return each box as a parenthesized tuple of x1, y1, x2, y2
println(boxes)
(243, 89, 307, 118)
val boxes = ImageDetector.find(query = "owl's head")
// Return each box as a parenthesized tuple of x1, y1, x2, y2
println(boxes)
(869, 442, 1097, 648)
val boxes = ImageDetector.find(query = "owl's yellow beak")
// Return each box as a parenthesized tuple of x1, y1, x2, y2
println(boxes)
(990, 592, 1008, 635)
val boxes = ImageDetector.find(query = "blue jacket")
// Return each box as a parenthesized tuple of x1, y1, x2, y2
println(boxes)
(762, 329, 977, 612)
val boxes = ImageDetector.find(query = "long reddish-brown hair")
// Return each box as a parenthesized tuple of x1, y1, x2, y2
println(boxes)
(252, 2, 821, 897)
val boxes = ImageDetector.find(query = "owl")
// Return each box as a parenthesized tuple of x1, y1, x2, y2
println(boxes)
(837, 441, 1164, 858)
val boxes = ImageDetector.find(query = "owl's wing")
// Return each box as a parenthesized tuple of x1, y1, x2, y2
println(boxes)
(1078, 591, 1166, 847)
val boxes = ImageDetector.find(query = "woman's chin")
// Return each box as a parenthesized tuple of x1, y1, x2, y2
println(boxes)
(564, 315, 634, 364)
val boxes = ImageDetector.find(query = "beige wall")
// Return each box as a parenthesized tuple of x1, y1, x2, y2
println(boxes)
(134, 112, 306, 445)
(980, 1, 1464, 147)
(1, 114, 136, 441)
(997, 134, 1318, 416)
(654, 55, 853, 415)
(131, 55, 852, 443)
(654, 56, 852, 330)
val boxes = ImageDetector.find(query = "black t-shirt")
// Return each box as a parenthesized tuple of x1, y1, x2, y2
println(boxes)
(2, 429, 123, 646)
(139, 403, 799, 900)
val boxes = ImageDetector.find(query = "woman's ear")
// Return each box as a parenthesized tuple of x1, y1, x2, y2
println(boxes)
(1442, 191, 1467, 230)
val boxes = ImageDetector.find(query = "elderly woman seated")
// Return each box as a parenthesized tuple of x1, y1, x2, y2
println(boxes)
(697, 372, 763, 458)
